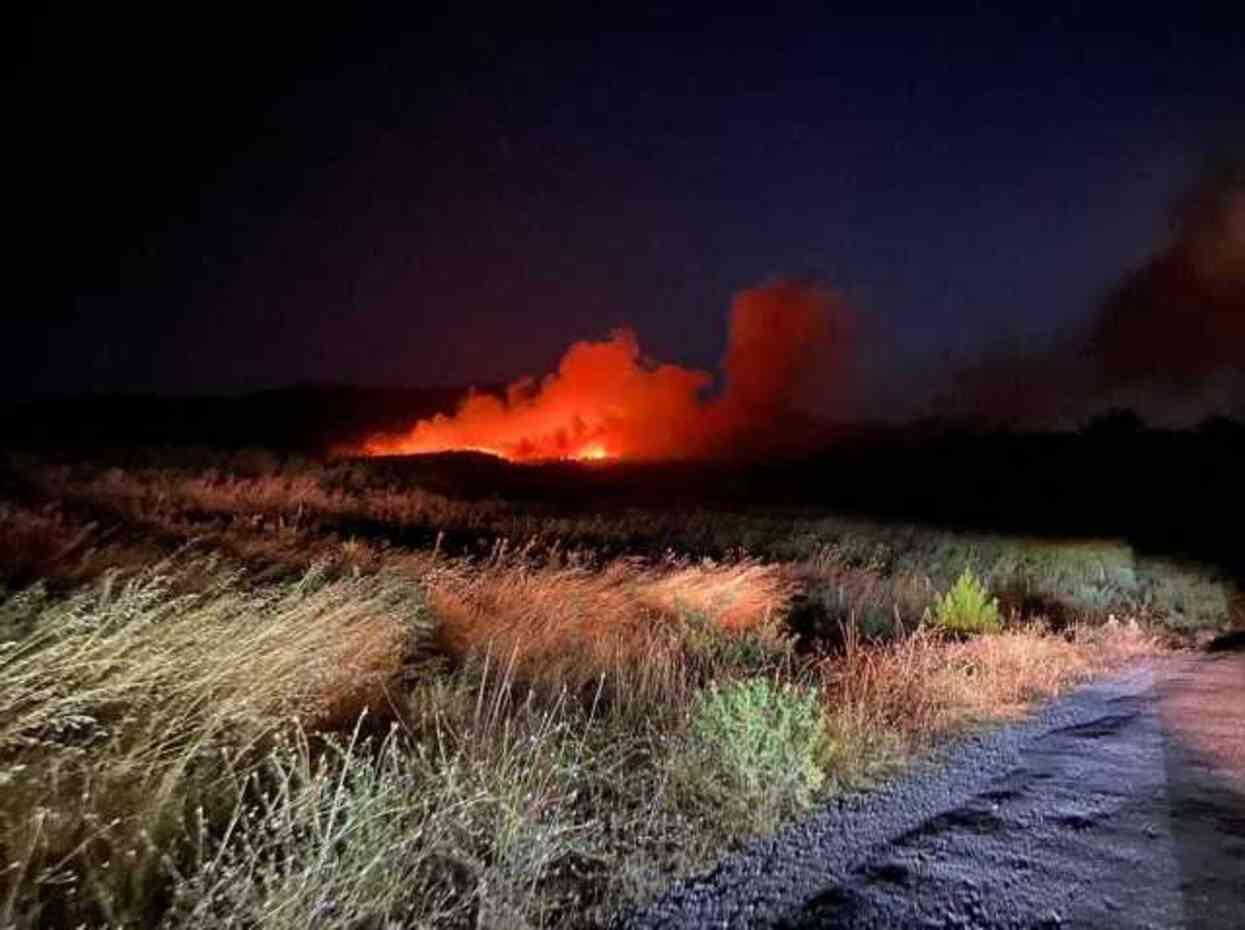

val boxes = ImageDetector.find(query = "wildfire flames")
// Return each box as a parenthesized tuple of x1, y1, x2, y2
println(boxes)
(359, 280, 854, 463)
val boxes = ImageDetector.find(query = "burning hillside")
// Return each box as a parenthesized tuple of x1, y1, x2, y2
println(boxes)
(358, 280, 855, 462)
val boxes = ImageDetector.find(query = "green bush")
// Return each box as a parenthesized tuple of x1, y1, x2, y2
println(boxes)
(1138, 558, 1233, 632)
(690, 677, 826, 818)
(932, 567, 1001, 635)
(856, 604, 902, 641)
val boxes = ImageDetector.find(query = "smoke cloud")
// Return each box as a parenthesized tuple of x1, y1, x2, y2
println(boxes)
(1091, 157, 1245, 395)
(361, 159, 1242, 456)
(360, 279, 855, 461)
(931, 156, 1245, 428)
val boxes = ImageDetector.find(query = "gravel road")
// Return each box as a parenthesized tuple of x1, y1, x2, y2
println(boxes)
(617, 653, 1244, 930)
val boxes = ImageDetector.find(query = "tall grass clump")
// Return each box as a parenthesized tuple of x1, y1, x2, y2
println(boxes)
(162, 687, 615, 930)
(814, 619, 1160, 792)
(931, 567, 1001, 635)
(162, 721, 455, 930)
(0, 559, 422, 928)
(420, 554, 794, 715)
(689, 678, 826, 829)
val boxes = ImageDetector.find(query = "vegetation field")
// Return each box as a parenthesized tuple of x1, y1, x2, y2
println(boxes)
(0, 449, 1237, 928)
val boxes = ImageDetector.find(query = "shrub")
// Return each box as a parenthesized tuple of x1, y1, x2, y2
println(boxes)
(676, 607, 793, 678)
(163, 722, 449, 930)
(689, 677, 826, 822)
(932, 567, 1001, 635)
(165, 693, 604, 930)
(856, 604, 902, 641)
(1138, 559, 1233, 632)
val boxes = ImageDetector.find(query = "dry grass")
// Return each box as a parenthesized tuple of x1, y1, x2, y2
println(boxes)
(417, 554, 795, 710)
(0, 502, 172, 591)
(633, 561, 794, 630)
(0, 543, 1171, 928)
(815, 619, 1163, 788)
(0, 552, 741, 929)
(0, 560, 420, 927)
(0, 451, 1214, 928)
(14, 455, 1237, 635)
(20, 462, 499, 539)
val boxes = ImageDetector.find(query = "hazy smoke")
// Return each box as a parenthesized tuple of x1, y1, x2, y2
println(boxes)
(722, 280, 852, 419)
(932, 157, 1245, 428)
(361, 279, 854, 461)
(362, 160, 1243, 456)
(697, 279, 856, 455)
(1091, 158, 1244, 395)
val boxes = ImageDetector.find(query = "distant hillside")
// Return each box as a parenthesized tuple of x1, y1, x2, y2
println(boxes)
(2, 387, 1241, 579)
(0, 384, 480, 454)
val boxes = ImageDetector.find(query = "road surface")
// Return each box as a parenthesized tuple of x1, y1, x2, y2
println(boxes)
(620, 652, 1244, 929)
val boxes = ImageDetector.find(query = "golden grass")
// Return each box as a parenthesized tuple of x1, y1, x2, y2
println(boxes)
(634, 560, 794, 630)
(0, 452, 1205, 928)
(0, 560, 421, 927)
(418, 555, 793, 691)
(22, 462, 497, 538)
(0, 538, 1171, 928)
(815, 619, 1163, 787)
(14, 454, 1236, 634)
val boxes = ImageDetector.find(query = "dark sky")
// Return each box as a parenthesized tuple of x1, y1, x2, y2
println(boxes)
(12, 5, 1243, 409)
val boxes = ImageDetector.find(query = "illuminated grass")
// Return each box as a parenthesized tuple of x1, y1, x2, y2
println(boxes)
(0, 453, 1213, 928)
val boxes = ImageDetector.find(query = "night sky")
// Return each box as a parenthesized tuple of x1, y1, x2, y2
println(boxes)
(12, 6, 1243, 417)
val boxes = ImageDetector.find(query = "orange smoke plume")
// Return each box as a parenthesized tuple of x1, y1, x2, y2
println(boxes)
(359, 280, 853, 462)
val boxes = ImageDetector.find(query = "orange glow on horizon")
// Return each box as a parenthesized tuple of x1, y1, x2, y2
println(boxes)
(355, 281, 852, 464)
(571, 442, 610, 462)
